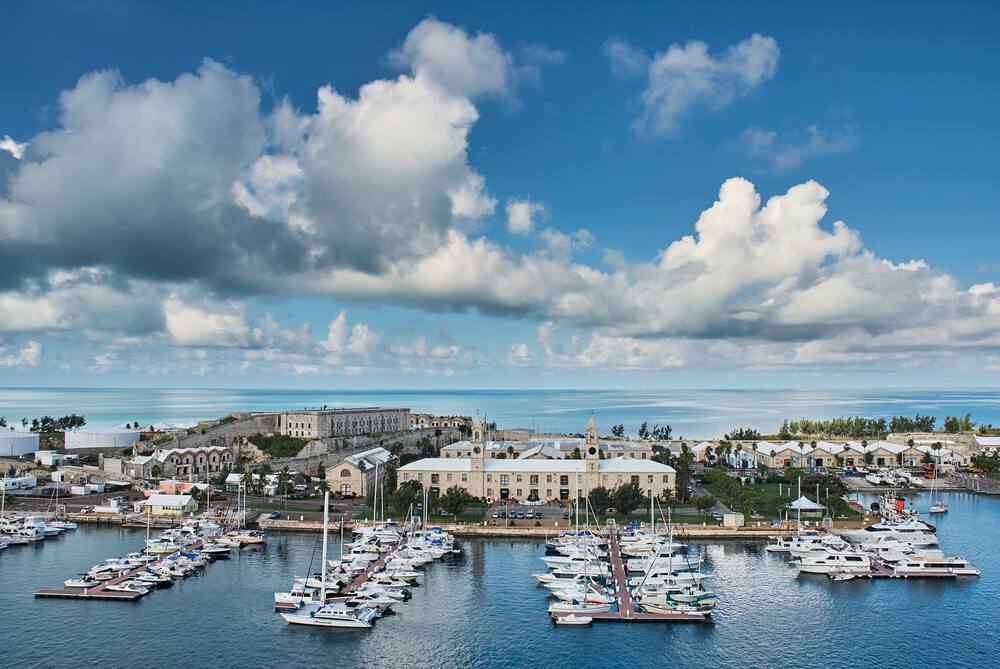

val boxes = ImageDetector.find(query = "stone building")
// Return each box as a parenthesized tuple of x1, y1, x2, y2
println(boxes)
(325, 446, 393, 497)
(279, 407, 410, 439)
(398, 416, 676, 503)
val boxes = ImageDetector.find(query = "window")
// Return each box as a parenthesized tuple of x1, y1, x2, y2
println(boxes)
(631, 475, 640, 486)
(402, 473, 410, 481)
(500, 475, 509, 485)
(546, 474, 553, 483)
(461, 473, 468, 482)
(560, 475, 569, 486)
(486, 474, 493, 482)
(340, 469, 351, 477)
(662, 475, 668, 483)
(546, 489, 552, 497)
(446, 473, 453, 482)
(529, 475, 539, 485)
(431, 474, 439, 484)
(486, 488, 493, 498)
(648, 475, 653, 483)
(642, 453, 647, 459)
(516, 474, 523, 482)
(516, 489, 522, 497)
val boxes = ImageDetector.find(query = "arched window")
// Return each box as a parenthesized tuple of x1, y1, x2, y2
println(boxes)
(340, 469, 352, 478)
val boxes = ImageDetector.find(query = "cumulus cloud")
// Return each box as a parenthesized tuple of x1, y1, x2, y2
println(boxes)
(739, 124, 860, 170)
(613, 34, 779, 138)
(604, 38, 650, 78)
(389, 17, 516, 100)
(0, 340, 42, 367)
(505, 198, 545, 235)
(1, 135, 26, 159)
(163, 295, 251, 348)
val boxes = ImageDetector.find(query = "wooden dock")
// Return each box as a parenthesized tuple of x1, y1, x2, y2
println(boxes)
(550, 530, 710, 624)
(35, 543, 203, 602)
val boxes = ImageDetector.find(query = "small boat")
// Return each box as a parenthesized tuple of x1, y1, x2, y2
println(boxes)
(928, 501, 948, 514)
(554, 614, 593, 626)
(64, 578, 99, 588)
(105, 580, 150, 595)
(828, 571, 857, 581)
(547, 599, 611, 615)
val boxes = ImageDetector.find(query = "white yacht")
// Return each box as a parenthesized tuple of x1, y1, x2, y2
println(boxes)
(839, 520, 938, 547)
(892, 551, 980, 577)
(548, 599, 611, 615)
(792, 549, 872, 575)
(787, 535, 851, 558)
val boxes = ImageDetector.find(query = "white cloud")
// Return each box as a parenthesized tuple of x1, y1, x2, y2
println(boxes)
(389, 18, 516, 100)
(505, 198, 545, 235)
(321, 310, 381, 361)
(1, 135, 26, 159)
(0, 340, 41, 367)
(619, 34, 779, 138)
(739, 124, 860, 170)
(604, 38, 650, 78)
(163, 295, 250, 347)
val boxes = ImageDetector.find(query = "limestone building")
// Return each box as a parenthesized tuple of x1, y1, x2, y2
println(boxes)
(325, 447, 393, 497)
(278, 407, 410, 439)
(398, 416, 676, 503)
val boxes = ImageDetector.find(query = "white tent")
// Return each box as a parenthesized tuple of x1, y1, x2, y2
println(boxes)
(787, 495, 826, 511)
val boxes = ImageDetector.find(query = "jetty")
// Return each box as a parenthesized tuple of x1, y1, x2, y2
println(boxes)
(35, 542, 204, 601)
(549, 530, 710, 624)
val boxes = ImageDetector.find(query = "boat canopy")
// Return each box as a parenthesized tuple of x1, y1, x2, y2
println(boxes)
(786, 496, 826, 511)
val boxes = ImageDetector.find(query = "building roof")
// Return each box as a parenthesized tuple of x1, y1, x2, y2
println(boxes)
(345, 447, 392, 468)
(975, 436, 1000, 447)
(519, 444, 565, 460)
(145, 494, 194, 508)
(399, 458, 472, 472)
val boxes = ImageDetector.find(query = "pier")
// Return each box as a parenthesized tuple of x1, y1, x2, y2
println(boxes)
(549, 530, 710, 624)
(34, 542, 205, 602)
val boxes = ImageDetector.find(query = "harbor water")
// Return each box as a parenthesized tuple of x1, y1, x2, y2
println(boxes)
(1, 492, 997, 668)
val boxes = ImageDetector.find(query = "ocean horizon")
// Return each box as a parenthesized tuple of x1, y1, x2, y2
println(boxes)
(2, 387, 998, 438)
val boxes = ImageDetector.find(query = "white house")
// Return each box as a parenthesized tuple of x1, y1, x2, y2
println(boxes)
(143, 494, 198, 516)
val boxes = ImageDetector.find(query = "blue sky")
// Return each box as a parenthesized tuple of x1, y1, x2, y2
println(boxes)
(1, 1, 999, 388)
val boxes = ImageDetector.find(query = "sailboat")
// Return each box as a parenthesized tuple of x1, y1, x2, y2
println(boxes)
(280, 492, 377, 629)
(928, 454, 947, 514)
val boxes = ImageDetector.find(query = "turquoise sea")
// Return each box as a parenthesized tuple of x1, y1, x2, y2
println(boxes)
(0, 491, 997, 669)
(0, 387, 998, 437)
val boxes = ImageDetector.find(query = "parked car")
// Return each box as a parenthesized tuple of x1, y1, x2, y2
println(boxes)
(79, 505, 95, 513)
(562, 511, 570, 519)
(533, 511, 543, 519)
(268, 511, 280, 519)
(293, 483, 307, 492)
(516, 512, 526, 519)
(491, 511, 499, 519)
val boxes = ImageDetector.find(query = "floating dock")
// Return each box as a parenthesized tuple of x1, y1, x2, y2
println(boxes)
(550, 530, 710, 624)
(35, 542, 204, 602)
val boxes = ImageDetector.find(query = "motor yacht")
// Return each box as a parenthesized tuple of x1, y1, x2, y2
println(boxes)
(839, 520, 938, 547)
(892, 551, 980, 577)
(281, 602, 378, 628)
(792, 549, 872, 575)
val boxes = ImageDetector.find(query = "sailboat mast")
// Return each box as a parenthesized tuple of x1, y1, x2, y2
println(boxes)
(320, 491, 329, 602)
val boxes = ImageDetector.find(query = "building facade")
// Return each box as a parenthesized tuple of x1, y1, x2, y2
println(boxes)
(398, 417, 676, 503)
(410, 413, 472, 430)
(278, 407, 411, 439)
(325, 446, 393, 497)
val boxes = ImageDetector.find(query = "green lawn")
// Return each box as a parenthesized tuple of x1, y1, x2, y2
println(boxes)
(248, 502, 320, 513)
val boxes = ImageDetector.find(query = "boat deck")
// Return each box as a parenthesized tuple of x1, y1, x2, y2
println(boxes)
(34, 542, 204, 602)
(550, 530, 710, 624)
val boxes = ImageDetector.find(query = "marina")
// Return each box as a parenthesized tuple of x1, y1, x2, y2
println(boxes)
(0, 491, 997, 668)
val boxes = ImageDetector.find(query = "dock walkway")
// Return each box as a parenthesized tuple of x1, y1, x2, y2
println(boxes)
(35, 543, 203, 602)
(551, 530, 710, 624)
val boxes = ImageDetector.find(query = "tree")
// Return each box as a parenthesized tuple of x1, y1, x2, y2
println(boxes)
(638, 422, 650, 440)
(778, 419, 792, 440)
(568, 447, 582, 460)
(693, 495, 716, 518)
(438, 485, 473, 519)
(674, 446, 694, 501)
(724, 427, 761, 441)
(276, 466, 293, 498)
(0, 417, 6, 428)
(611, 424, 625, 438)
(611, 482, 647, 517)
(943, 416, 961, 434)
(588, 486, 612, 513)
(389, 481, 423, 517)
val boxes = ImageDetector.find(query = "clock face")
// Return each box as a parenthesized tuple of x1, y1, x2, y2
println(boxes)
(473, 446, 481, 454)
(588, 447, 597, 456)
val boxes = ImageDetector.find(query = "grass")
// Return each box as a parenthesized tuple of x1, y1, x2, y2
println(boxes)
(247, 433, 309, 458)
(248, 502, 320, 513)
